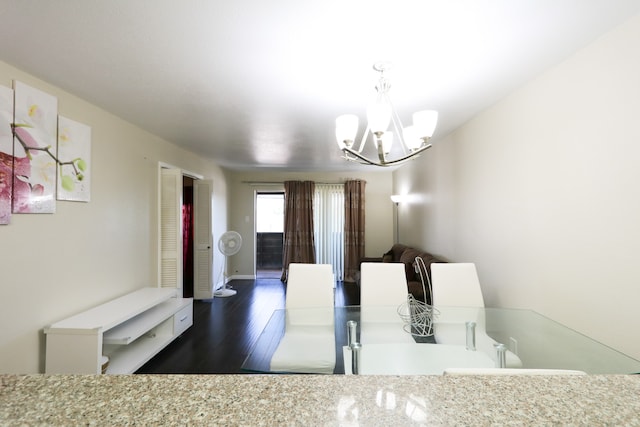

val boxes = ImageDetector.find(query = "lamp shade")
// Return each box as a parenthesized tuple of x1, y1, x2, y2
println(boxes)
(336, 114, 359, 148)
(367, 102, 392, 134)
(412, 110, 438, 138)
(402, 125, 422, 151)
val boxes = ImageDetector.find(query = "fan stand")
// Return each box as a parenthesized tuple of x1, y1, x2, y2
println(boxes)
(215, 254, 237, 297)
(214, 287, 237, 297)
(216, 231, 242, 298)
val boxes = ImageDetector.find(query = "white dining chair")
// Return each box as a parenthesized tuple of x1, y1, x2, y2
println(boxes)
(431, 263, 523, 368)
(431, 262, 484, 308)
(269, 263, 336, 374)
(359, 262, 414, 344)
(431, 262, 486, 329)
(285, 263, 334, 322)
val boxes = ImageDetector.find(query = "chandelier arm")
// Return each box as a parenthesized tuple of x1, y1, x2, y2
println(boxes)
(342, 148, 370, 164)
(341, 143, 432, 167)
(356, 122, 371, 153)
(342, 146, 392, 167)
(378, 143, 432, 166)
(385, 94, 409, 156)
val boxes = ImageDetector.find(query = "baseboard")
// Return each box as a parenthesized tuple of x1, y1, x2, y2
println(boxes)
(229, 274, 255, 280)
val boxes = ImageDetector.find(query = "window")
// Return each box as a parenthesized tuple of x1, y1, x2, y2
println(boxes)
(256, 193, 284, 274)
(314, 184, 344, 280)
(256, 193, 284, 232)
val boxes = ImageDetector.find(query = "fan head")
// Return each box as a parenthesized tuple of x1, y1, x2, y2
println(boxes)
(218, 231, 242, 256)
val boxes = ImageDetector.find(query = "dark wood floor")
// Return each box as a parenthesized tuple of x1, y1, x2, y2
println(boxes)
(136, 278, 360, 374)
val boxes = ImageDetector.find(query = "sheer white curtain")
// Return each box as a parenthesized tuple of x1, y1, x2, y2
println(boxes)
(314, 184, 344, 280)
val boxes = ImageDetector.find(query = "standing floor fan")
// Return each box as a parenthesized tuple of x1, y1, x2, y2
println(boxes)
(215, 231, 242, 297)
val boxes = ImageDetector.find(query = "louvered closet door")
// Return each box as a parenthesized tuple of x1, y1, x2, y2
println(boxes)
(193, 179, 214, 299)
(160, 168, 183, 289)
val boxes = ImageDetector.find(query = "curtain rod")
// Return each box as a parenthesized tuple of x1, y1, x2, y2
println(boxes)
(242, 181, 349, 186)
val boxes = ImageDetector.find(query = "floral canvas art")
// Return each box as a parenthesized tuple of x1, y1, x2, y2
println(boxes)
(0, 86, 14, 224)
(57, 116, 91, 202)
(12, 81, 58, 214)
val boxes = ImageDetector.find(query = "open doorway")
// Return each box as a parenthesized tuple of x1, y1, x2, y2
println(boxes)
(256, 192, 284, 279)
(182, 176, 194, 297)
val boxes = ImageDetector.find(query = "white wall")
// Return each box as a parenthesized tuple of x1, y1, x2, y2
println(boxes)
(0, 61, 228, 373)
(225, 170, 394, 278)
(394, 14, 640, 360)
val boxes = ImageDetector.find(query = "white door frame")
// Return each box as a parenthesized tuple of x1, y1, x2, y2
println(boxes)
(157, 162, 207, 295)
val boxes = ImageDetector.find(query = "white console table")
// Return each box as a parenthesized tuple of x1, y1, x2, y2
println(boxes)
(44, 287, 193, 374)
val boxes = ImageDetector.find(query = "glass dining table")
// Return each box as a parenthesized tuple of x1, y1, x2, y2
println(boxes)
(241, 305, 640, 375)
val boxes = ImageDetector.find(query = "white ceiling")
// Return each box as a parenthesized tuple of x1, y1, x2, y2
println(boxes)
(1, 1, 639, 172)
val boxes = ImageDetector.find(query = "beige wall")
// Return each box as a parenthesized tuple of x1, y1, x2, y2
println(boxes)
(0, 61, 228, 373)
(394, 14, 640, 359)
(225, 170, 394, 278)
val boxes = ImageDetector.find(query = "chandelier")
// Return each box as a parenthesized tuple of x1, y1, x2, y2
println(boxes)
(336, 62, 438, 167)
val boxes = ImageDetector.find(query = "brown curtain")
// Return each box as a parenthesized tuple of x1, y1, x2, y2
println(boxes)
(280, 181, 316, 282)
(343, 180, 366, 283)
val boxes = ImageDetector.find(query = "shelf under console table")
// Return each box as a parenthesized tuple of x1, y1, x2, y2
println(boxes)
(44, 287, 193, 374)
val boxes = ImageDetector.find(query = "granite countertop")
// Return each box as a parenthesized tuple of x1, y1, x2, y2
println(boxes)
(2, 374, 640, 425)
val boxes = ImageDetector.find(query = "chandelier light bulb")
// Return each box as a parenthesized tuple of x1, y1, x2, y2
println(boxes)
(413, 110, 439, 139)
(381, 132, 393, 154)
(335, 114, 359, 148)
(402, 126, 422, 151)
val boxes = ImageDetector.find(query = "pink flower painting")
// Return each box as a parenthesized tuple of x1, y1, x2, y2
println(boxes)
(57, 116, 91, 202)
(0, 85, 13, 224)
(12, 81, 58, 214)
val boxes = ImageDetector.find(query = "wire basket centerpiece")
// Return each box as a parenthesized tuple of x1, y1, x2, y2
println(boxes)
(397, 256, 439, 336)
